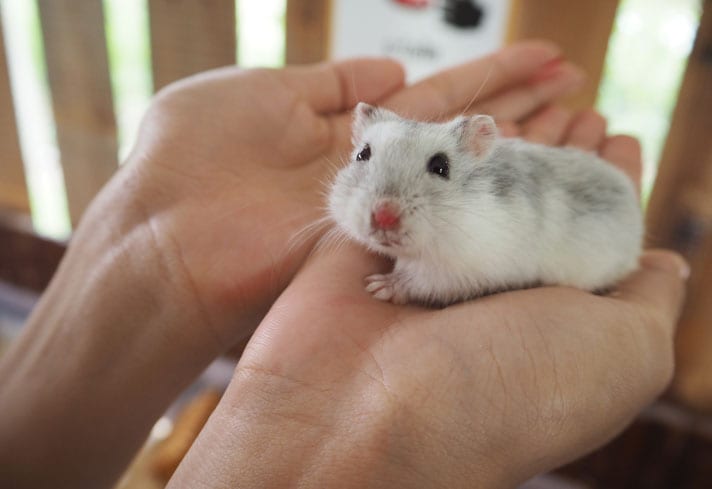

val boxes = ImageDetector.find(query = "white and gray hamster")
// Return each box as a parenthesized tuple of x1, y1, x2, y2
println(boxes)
(328, 103, 643, 306)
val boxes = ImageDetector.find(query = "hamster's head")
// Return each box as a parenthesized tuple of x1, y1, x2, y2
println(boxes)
(328, 102, 499, 259)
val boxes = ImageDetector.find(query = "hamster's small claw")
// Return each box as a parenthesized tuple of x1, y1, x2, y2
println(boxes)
(365, 273, 408, 304)
(365, 274, 387, 287)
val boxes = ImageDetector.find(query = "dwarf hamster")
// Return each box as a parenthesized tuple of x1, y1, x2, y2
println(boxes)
(327, 103, 643, 306)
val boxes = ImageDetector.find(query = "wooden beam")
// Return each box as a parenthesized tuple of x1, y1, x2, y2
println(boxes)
(0, 11, 29, 213)
(37, 0, 119, 227)
(646, 1, 712, 245)
(507, 0, 620, 110)
(644, 1, 712, 413)
(560, 402, 712, 487)
(0, 209, 65, 293)
(147, 0, 236, 91)
(286, 0, 331, 64)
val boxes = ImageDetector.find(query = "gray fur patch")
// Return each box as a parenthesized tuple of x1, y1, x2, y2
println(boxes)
(564, 179, 623, 217)
(491, 164, 516, 198)
(520, 154, 549, 210)
(467, 159, 518, 199)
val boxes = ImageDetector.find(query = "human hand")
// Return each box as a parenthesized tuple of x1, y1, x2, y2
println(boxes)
(169, 110, 688, 488)
(0, 43, 584, 489)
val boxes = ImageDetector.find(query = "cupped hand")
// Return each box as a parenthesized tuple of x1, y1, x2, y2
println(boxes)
(170, 110, 688, 488)
(80, 41, 582, 350)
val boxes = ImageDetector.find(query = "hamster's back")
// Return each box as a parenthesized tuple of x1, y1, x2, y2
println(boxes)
(486, 139, 643, 290)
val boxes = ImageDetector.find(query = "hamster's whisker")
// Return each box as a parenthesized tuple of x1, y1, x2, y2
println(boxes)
(315, 226, 352, 257)
(284, 216, 333, 259)
(460, 64, 493, 117)
(348, 69, 360, 110)
(318, 187, 333, 202)
(333, 232, 351, 255)
(315, 227, 341, 253)
(322, 155, 343, 174)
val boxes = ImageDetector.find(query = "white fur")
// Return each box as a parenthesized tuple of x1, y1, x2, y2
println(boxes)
(328, 104, 643, 305)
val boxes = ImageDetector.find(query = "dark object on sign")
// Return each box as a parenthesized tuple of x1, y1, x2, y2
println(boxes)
(443, 0, 485, 28)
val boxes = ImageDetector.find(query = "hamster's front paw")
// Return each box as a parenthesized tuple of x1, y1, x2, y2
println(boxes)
(365, 273, 408, 304)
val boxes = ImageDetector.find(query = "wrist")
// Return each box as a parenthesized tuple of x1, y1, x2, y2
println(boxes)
(0, 174, 223, 488)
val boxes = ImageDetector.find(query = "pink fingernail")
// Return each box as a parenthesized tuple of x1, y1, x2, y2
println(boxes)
(530, 56, 565, 83)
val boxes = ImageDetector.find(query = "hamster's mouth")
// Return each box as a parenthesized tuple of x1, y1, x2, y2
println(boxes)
(377, 238, 401, 247)
(368, 229, 404, 250)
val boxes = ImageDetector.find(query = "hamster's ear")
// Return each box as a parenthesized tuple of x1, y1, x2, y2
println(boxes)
(352, 102, 400, 142)
(456, 114, 499, 160)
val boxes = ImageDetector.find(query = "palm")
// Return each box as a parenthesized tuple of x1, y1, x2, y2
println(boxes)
(112, 71, 359, 342)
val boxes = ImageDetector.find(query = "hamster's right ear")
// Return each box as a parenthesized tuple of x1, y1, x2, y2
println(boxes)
(455, 114, 499, 160)
(353, 103, 400, 142)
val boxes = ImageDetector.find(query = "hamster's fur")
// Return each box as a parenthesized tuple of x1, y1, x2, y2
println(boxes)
(328, 103, 643, 306)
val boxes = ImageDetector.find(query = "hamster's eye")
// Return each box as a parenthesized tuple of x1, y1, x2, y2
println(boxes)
(427, 153, 449, 179)
(356, 144, 371, 162)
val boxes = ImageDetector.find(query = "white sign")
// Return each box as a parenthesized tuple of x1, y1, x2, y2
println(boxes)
(330, 0, 512, 82)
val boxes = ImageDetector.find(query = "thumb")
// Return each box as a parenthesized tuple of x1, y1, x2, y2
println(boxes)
(614, 249, 689, 333)
(278, 58, 406, 114)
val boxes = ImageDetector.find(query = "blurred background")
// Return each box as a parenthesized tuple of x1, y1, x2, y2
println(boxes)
(0, 0, 700, 238)
(1, 0, 711, 487)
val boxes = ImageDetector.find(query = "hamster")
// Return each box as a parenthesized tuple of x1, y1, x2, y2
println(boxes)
(327, 103, 643, 306)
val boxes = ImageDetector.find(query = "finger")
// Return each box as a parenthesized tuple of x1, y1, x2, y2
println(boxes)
(498, 121, 521, 138)
(564, 109, 607, 150)
(306, 241, 391, 295)
(521, 105, 573, 145)
(384, 40, 563, 120)
(613, 250, 689, 335)
(475, 62, 585, 122)
(599, 135, 643, 193)
(278, 58, 406, 114)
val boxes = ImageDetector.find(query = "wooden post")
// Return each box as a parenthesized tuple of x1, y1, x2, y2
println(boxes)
(0, 211, 65, 292)
(0, 11, 29, 213)
(147, 0, 236, 91)
(286, 0, 331, 64)
(645, 0, 712, 413)
(507, 0, 620, 109)
(38, 0, 119, 226)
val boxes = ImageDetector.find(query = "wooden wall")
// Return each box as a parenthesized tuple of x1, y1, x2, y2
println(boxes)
(4, 0, 239, 228)
(507, 0, 621, 110)
(38, 0, 119, 226)
(646, 0, 712, 413)
(286, 0, 331, 64)
(0, 11, 29, 213)
(148, 0, 236, 91)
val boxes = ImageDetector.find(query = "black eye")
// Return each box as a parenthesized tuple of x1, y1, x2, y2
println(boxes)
(356, 144, 371, 162)
(427, 153, 449, 179)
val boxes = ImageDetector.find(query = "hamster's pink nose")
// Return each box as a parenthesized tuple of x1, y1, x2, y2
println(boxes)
(371, 202, 401, 230)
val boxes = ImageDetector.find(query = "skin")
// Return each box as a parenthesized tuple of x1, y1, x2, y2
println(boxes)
(168, 114, 688, 488)
(0, 41, 687, 488)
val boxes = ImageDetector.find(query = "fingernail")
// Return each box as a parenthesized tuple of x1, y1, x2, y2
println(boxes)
(641, 252, 690, 280)
(530, 56, 564, 82)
